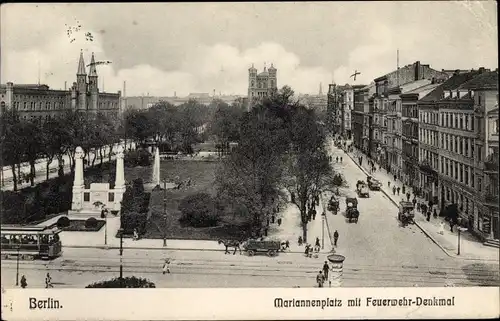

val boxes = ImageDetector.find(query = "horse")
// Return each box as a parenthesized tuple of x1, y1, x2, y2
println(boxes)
(218, 239, 242, 255)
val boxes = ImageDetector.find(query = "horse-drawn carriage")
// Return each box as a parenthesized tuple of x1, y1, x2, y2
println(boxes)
(398, 201, 415, 225)
(327, 195, 340, 214)
(356, 180, 370, 198)
(345, 197, 359, 223)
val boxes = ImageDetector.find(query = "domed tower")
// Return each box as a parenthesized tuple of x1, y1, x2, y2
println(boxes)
(88, 52, 99, 111)
(268, 63, 277, 90)
(76, 50, 87, 110)
(248, 63, 257, 101)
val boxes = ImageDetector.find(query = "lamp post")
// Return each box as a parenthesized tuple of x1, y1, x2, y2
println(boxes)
(118, 228, 123, 285)
(15, 245, 20, 286)
(457, 227, 468, 255)
(162, 179, 168, 247)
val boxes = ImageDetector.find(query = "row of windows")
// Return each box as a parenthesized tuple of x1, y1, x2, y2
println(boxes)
(439, 112, 474, 131)
(440, 156, 478, 189)
(14, 101, 66, 111)
(419, 111, 439, 125)
(402, 104, 418, 118)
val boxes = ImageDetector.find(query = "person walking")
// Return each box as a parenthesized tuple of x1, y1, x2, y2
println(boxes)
(316, 271, 325, 288)
(45, 273, 53, 288)
(333, 230, 339, 247)
(20, 275, 27, 289)
(162, 259, 171, 274)
(322, 261, 330, 280)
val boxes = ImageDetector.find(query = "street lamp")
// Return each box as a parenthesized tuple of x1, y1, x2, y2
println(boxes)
(15, 245, 20, 286)
(162, 179, 168, 247)
(118, 228, 124, 285)
(457, 227, 468, 256)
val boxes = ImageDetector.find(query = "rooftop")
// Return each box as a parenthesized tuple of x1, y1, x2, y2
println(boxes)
(459, 70, 498, 90)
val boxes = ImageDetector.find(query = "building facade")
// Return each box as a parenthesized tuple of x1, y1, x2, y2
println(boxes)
(371, 61, 449, 173)
(248, 64, 277, 109)
(1, 51, 121, 121)
(462, 70, 499, 240)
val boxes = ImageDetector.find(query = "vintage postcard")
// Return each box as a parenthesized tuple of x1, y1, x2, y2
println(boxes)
(1, 2, 498, 320)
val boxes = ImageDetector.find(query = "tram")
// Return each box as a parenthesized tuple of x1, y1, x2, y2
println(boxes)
(0, 225, 63, 260)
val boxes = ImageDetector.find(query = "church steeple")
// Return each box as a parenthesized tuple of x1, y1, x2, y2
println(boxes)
(77, 50, 86, 75)
(89, 52, 98, 77)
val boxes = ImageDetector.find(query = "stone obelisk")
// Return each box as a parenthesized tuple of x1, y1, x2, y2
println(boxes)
(152, 146, 161, 187)
(114, 145, 126, 211)
(71, 146, 85, 211)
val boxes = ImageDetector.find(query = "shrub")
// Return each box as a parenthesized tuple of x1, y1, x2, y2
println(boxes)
(86, 276, 155, 288)
(178, 193, 220, 227)
(85, 217, 98, 229)
(57, 216, 70, 228)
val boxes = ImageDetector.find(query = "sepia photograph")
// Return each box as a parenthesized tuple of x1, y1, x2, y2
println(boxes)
(0, 1, 498, 319)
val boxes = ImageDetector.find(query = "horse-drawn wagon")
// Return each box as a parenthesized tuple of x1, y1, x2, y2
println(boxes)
(244, 239, 281, 257)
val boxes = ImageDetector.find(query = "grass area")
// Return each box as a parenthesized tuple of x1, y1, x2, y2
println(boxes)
(143, 160, 251, 240)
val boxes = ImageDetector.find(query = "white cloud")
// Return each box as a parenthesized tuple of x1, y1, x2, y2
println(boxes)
(1, 31, 333, 96)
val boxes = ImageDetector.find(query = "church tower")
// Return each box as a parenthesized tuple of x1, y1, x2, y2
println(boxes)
(88, 52, 99, 111)
(76, 50, 87, 110)
(248, 63, 257, 106)
(268, 63, 277, 91)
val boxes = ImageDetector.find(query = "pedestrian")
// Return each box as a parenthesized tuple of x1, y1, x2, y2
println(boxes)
(20, 275, 27, 289)
(322, 261, 330, 280)
(438, 222, 445, 235)
(406, 192, 411, 202)
(277, 218, 282, 226)
(426, 211, 431, 222)
(162, 259, 171, 274)
(396, 187, 400, 195)
(316, 271, 325, 288)
(333, 230, 339, 247)
(392, 186, 396, 195)
(45, 273, 53, 288)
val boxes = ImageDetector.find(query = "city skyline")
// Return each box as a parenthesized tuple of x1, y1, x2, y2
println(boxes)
(1, 2, 497, 96)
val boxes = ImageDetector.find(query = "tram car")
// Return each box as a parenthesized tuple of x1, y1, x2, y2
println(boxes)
(0, 225, 63, 260)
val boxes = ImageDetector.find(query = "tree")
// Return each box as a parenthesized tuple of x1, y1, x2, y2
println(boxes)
(284, 106, 335, 243)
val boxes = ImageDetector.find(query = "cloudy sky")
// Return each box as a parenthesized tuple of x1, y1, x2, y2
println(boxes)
(1, 2, 497, 96)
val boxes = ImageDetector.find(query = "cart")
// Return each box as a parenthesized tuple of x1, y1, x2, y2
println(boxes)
(243, 239, 281, 257)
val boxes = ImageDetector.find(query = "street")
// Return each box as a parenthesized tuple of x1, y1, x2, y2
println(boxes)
(2, 247, 498, 289)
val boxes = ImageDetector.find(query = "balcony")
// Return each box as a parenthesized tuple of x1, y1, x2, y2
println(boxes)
(419, 159, 437, 175)
(484, 154, 499, 174)
(483, 192, 499, 208)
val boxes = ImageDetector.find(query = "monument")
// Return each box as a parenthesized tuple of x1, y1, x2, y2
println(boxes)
(152, 147, 161, 187)
(68, 145, 126, 217)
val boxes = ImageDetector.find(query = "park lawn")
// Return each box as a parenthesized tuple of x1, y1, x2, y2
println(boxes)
(143, 160, 251, 240)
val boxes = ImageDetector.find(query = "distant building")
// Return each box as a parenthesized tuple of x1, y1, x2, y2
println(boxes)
(0, 51, 121, 121)
(248, 63, 277, 110)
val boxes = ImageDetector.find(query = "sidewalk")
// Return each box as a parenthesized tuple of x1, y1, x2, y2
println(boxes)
(269, 194, 333, 254)
(338, 140, 499, 262)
